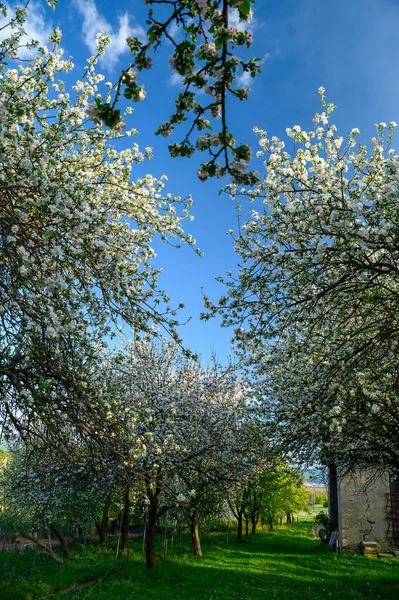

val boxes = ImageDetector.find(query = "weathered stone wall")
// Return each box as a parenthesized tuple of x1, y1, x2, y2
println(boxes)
(338, 470, 391, 552)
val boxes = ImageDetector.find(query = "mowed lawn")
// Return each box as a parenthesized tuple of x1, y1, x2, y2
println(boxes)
(1, 522, 398, 600)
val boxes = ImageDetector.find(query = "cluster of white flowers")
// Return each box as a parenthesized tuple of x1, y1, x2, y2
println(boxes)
(197, 167, 209, 181)
(201, 42, 218, 57)
(194, 0, 210, 16)
(158, 121, 173, 137)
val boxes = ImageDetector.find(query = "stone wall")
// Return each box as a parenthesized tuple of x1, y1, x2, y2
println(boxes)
(338, 470, 391, 552)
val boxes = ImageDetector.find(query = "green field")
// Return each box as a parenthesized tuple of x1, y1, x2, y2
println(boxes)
(1, 522, 398, 600)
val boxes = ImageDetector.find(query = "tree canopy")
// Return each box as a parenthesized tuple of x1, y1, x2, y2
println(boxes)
(206, 92, 399, 471)
(0, 7, 198, 444)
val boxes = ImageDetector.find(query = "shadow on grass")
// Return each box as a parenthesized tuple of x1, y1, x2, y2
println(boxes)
(50, 555, 399, 600)
(2, 523, 399, 600)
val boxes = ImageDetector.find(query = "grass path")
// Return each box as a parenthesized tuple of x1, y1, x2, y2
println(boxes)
(1, 523, 398, 600)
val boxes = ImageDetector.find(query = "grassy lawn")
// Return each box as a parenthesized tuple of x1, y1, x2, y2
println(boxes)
(296, 503, 327, 522)
(1, 522, 398, 600)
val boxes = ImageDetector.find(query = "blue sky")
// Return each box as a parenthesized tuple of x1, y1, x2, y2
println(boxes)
(11, 0, 399, 363)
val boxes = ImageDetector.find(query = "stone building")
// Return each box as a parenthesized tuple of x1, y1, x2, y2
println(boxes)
(328, 465, 399, 553)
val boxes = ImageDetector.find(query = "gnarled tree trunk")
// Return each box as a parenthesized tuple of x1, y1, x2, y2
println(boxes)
(190, 508, 202, 556)
(146, 501, 158, 568)
(96, 495, 111, 548)
(20, 532, 63, 563)
(50, 524, 70, 559)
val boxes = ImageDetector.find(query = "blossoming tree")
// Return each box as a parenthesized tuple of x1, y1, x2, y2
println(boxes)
(205, 90, 399, 470)
(0, 445, 111, 562)
(0, 7, 197, 444)
(161, 372, 255, 556)
(104, 337, 250, 566)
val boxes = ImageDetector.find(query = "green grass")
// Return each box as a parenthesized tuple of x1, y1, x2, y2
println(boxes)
(297, 503, 327, 522)
(1, 523, 398, 600)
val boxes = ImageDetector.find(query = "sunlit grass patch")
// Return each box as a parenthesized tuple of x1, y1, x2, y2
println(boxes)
(1, 523, 398, 600)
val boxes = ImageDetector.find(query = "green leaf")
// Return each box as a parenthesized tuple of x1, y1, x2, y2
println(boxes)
(239, 1, 251, 17)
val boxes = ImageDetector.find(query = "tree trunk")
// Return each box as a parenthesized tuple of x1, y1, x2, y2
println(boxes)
(269, 517, 274, 531)
(190, 508, 202, 557)
(251, 516, 257, 535)
(237, 510, 243, 542)
(121, 486, 130, 557)
(96, 496, 111, 548)
(20, 532, 63, 563)
(146, 501, 158, 568)
(245, 515, 249, 536)
(50, 524, 70, 559)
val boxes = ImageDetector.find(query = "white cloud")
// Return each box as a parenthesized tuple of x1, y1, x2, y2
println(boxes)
(228, 8, 256, 33)
(0, 1, 53, 51)
(237, 70, 252, 87)
(169, 71, 184, 86)
(168, 20, 182, 40)
(73, 0, 146, 69)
